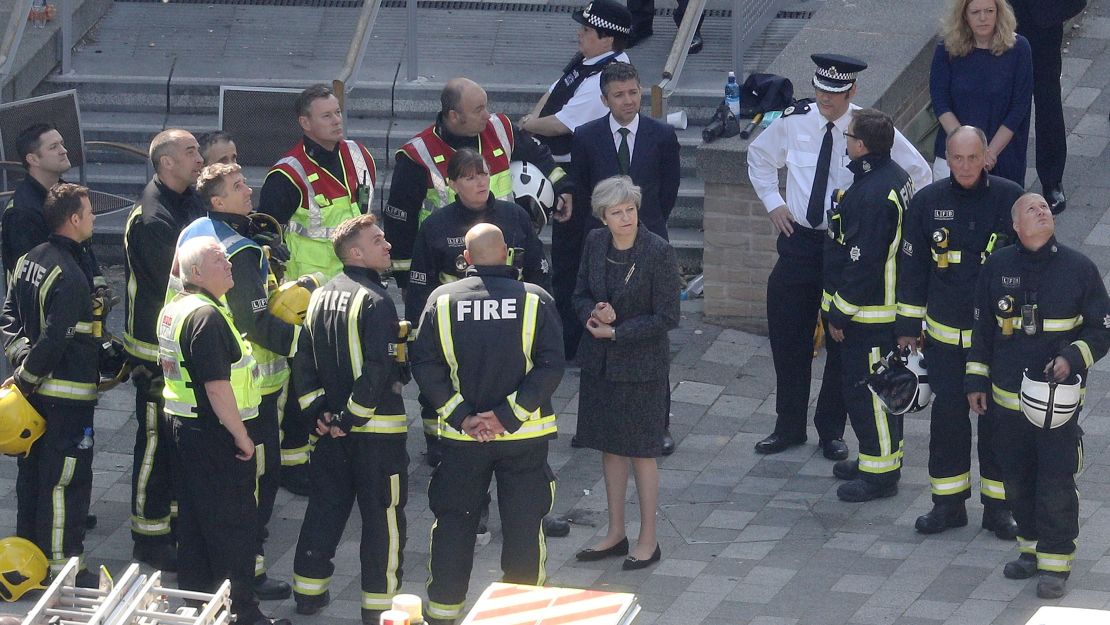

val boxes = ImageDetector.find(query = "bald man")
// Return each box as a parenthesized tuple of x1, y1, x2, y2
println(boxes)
(412, 223, 564, 625)
(123, 128, 207, 570)
(385, 77, 570, 289)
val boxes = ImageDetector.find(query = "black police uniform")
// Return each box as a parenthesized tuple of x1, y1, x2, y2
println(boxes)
(966, 236, 1110, 577)
(203, 212, 297, 587)
(1, 176, 104, 286)
(123, 175, 206, 551)
(164, 288, 264, 624)
(822, 153, 912, 491)
(1, 235, 98, 575)
(411, 265, 563, 624)
(896, 173, 1022, 510)
(384, 114, 566, 289)
(291, 266, 408, 620)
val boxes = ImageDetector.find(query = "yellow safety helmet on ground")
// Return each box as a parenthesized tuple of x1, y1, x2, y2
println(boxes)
(0, 537, 47, 601)
(269, 272, 324, 326)
(0, 385, 45, 457)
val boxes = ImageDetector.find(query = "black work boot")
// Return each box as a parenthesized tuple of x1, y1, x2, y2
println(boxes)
(982, 506, 1019, 540)
(1003, 553, 1037, 580)
(837, 479, 897, 502)
(832, 459, 859, 481)
(914, 501, 968, 534)
(254, 574, 292, 601)
(1037, 571, 1068, 599)
(295, 590, 331, 615)
(133, 542, 178, 572)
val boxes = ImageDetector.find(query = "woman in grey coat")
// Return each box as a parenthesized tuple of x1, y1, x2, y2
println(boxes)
(571, 176, 680, 570)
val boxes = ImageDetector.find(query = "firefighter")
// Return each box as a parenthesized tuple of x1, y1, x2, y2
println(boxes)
(896, 126, 1022, 538)
(966, 193, 1110, 599)
(290, 215, 408, 625)
(384, 76, 568, 287)
(158, 236, 289, 625)
(1, 184, 99, 586)
(123, 128, 206, 570)
(821, 109, 913, 502)
(171, 163, 295, 600)
(259, 83, 377, 493)
(411, 223, 564, 625)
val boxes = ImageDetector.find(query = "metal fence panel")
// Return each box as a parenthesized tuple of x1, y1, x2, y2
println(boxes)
(0, 89, 86, 168)
(219, 86, 304, 168)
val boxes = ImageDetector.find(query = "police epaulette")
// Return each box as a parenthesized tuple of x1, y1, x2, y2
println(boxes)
(782, 99, 815, 117)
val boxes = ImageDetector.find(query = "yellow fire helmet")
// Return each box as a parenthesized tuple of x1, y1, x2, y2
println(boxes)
(0, 385, 45, 458)
(0, 537, 47, 601)
(269, 273, 324, 326)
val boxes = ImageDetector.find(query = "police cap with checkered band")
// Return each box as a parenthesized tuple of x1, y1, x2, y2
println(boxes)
(811, 53, 868, 93)
(572, 0, 632, 38)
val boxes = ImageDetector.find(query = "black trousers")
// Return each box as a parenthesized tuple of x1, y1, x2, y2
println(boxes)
(173, 418, 261, 623)
(426, 440, 554, 623)
(131, 373, 176, 545)
(292, 435, 408, 613)
(923, 340, 1006, 506)
(551, 216, 587, 360)
(826, 325, 900, 484)
(279, 367, 313, 470)
(626, 0, 704, 36)
(1018, 21, 1066, 190)
(16, 401, 93, 574)
(993, 405, 1081, 574)
(248, 388, 283, 578)
(768, 229, 847, 442)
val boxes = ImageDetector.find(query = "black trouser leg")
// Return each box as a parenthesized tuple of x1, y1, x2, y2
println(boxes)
(1019, 22, 1066, 190)
(673, 0, 704, 35)
(27, 402, 94, 574)
(924, 342, 973, 504)
(280, 367, 314, 471)
(419, 393, 440, 460)
(814, 319, 847, 442)
(495, 442, 553, 586)
(426, 444, 495, 623)
(626, 0, 654, 35)
(841, 329, 899, 485)
(131, 374, 174, 545)
(249, 389, 283, 578)
(551, 217, 586, 360)
(175, 421, 259, 621)
(292, 436, 356, 601)
(353, 438, 408, 613)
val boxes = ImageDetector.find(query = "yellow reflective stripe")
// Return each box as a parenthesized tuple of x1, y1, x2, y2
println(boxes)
(548, 166, 567, 183)
(435, 294, 462, 419)
(820, 290, 832, 313)
(1043, 316, 1083, 332)
(980, 477, 1006, 500)
(293, 574, 330, 596)
(966, 361, 990, 377)
(17, 367, 44, 385)
(4, 336, 28, 361)
(281, 445, 311, 466)
(363, 593, 394, 611)
(133, 401, 160, 526)
(1017, 536, 1037, 554)
(383, 472, 401, 594)
(857, 450, 903, 473)
(38, 266, 61, 331)
(992, 385, 1020, 411)
(348, 414, 408, 435)
(123, 333, 160, 361)
(255, 554, 266, 577)
(1072, 340, 1094, 368)
(51, 456, 76, 562)
(73, 321, 94, 334)
(129, 515, 171, 535)
(853, 306, 896, 323)
(925, 314, 972, 347)
(931, 249, 962, 264)
(38, 379, 98, 401)
(883, 190, 901, 308)
(521, 293, 539, 373)
(427, 601, 465, 620)
(435, 393, 464, 422)
(1037, 552, 1074, 573)
(832, 292, 859, 316)
(897, 302, 926, 319)
(930, 472, 971, 496)
(391, 259, 412, 273)
(507, 391, 540, 422)
(299, 388, 325, 410)
(348, 290, 366, 379)
(436, 414, 556, 442)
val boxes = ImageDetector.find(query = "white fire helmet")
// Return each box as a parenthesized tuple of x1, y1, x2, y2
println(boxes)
(510, 161, 555, 233)
(1020, 369, 1082, 429)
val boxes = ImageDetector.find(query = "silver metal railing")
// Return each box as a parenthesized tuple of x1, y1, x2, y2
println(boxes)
(333, 0, 384, 108)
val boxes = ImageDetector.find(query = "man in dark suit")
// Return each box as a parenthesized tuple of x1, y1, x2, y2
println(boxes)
(568, 60, 680, 454)
(1010, 0, 1087, 214)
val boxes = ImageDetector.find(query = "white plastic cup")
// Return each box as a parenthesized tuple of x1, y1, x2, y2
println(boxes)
(380, 609, 411, 625)
(392, 594, 424, 624)
(667, 110, 688, 130)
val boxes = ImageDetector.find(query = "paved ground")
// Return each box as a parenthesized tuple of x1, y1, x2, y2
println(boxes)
(8, 1, 1110, 624)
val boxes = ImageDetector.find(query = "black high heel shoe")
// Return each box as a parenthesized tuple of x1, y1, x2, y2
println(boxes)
(622, 544, 662, 570)
(575, 537, 629, 561)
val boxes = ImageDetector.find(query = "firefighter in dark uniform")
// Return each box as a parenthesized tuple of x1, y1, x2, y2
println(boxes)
(158, 236, 289, 625)
(412, 223, 564, 625)
(520, 0, 631, 360)
(747, 54, 931, 460)
(966, 192, 1110, 599)
(258, 84, 377, 495)
(177, 163, 295, 600)
(384, 77, 568, 287)
(1, 184, 99, 585)
(822, 109, 913, 502)
(123, 128, 206, 570)
(895, 126, 1022, 538)
(289, 215, 408, 624)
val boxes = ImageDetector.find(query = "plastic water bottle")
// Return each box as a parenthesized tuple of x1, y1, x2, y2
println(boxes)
(77, 427, 94, 450)
(30, 0, 46, 28)
(681, 274, 705, 300)
(725, 72, 741, 117)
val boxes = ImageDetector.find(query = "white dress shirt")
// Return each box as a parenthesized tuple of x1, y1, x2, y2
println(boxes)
(747, 103, 932, 229)
(548, 51, 632, 133)
(609, 113, 639, 162)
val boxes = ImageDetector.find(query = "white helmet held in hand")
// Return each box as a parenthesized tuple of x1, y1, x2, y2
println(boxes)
(510, 161, 555, 234)
(1020, 369, 1082, 429)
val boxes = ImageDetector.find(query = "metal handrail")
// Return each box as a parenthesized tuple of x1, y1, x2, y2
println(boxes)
(332, 0, 384, 108)
(650, 0, 706, 118)
(0, 0, 35, 101)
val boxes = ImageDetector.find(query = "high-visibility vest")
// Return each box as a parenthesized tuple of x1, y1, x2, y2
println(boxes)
(269, 140, 377, 279)
(168, 217, 290, 394)
(158, 292, 261, 421)
(399, 113, 515, 226)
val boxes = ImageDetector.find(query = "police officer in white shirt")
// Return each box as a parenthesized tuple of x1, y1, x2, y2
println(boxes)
(747, 53, 931, 461)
